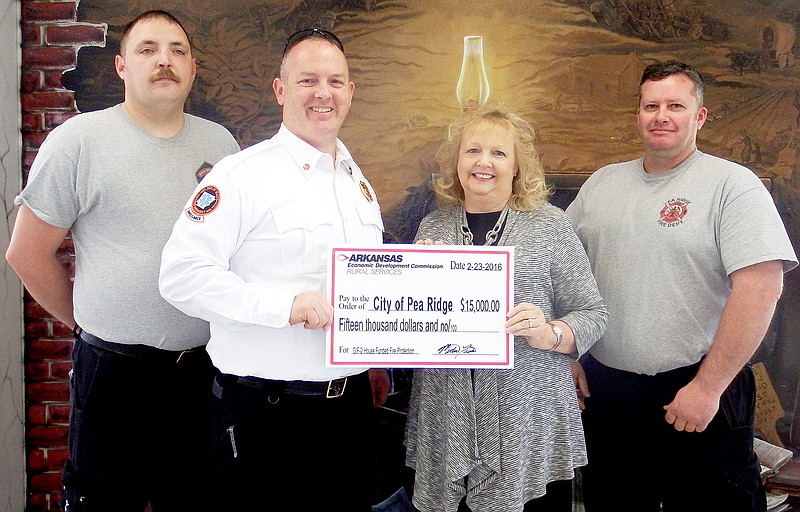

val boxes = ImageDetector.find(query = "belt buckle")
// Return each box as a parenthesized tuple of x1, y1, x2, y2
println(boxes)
(326, 377, 347, 398)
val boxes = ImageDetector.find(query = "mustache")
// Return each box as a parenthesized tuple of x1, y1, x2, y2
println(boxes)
(151, 68, 179, 82)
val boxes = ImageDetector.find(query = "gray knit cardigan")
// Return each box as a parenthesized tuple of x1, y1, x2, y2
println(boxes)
(405, 203, 608, 512)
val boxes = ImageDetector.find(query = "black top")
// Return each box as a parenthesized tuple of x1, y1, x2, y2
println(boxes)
(465, 210, 505, 246)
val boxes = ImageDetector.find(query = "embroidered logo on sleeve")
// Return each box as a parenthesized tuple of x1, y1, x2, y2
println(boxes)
(658, 198, 690, 227)
(186, 185, 221, 222)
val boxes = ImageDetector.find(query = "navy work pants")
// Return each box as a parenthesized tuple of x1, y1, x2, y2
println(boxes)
(580, 354, 766, 512)
(62, 334, 216, 512)
(210, 370, 377, 511)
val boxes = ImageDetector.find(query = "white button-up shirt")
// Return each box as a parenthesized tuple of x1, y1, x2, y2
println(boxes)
(160, 125, 383, 380)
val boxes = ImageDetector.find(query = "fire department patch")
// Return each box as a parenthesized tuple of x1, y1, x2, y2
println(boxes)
(191, 185, 221, 216)
(658, 198, 690, 227)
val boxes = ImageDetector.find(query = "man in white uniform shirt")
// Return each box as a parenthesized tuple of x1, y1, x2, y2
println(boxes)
(159, 28, 388, 510)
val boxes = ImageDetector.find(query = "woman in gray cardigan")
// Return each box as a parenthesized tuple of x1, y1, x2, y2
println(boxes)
(405, 105, 607, 512)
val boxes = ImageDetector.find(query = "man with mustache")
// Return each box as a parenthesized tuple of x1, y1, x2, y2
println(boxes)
(6, 10, 239, 511)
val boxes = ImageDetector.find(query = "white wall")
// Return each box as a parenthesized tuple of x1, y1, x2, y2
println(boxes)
(0, 0, 25, 510)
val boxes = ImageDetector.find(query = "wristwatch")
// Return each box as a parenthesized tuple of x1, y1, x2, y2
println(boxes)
(547, 322, 563, 351)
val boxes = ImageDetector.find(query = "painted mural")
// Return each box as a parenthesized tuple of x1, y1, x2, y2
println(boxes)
(65, 0, 800, 240)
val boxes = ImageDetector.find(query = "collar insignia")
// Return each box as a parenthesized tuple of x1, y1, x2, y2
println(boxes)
(360, 181, 373, 202)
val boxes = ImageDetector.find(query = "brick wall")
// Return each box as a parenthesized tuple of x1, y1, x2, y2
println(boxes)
(20, 2, 106, 510)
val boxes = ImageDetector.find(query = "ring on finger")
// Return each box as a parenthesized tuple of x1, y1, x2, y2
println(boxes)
(527, 318, 532, 328)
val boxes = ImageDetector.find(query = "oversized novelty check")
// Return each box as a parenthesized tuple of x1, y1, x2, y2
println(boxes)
(326, 244, 514, 368)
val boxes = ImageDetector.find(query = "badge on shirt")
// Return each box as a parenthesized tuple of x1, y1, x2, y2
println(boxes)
(658, 197, 690, 228)
(360, 181, 373, 203)
(186, 185, 221, 222)
(195, 161, 214, 183)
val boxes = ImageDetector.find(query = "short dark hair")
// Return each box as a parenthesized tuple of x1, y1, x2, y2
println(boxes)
(283, 28, 344, 58)
(639, 60, 704, 106)
(119, 10, 192, 56)
(279, 28, 345, 78)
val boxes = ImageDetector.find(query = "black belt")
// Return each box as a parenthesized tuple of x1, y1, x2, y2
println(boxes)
(218, 373, 356, 398)
(75, 326, 205, 365)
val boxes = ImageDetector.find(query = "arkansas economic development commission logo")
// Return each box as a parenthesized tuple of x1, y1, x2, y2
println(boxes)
(658, 197, 690, 227)
(337, 253, 404, 264)
(338, 252, 408, 275)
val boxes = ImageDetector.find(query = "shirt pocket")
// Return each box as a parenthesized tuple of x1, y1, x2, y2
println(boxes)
(272, 203, 335, 275)
(354, 198, 385, 239)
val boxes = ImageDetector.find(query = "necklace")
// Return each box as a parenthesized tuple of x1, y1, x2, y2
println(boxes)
(461, 203, 510, 246)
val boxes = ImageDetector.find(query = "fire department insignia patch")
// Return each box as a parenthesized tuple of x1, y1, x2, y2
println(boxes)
(191, 185, 221, 216)
(658, 198, 690, 227)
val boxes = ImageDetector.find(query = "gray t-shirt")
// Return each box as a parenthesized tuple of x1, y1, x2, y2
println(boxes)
(566, 150, 797, 374)
(16, 105, 240, 349)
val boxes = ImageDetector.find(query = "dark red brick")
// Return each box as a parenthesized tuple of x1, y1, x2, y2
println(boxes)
(28, 404, 48, 425)
(52, 321, 73, 338)
(25, 300, 52, 320)
(25, 362, 51, 382)
(51, 491, 62, 511)
(27, 426, 69, 448)
(46, 448, 69, 471)
(26, 382, 70, 403)
(25, 321, 52, 338)
(22, 112, 45, 132)
(29, 470, 63, 492)
(21, 91, 76, 112)
(27, 491, 48, 510)
(28, 449, 46, 470)
(22, 132, 49, 152)
(27, 339, 73, 359)
(23, 150, 38, 170)
(22, 2, 78, 23)
(22, 70, 43, 92)
(22, 47, 77, 70)
(46, 24, 106, 46)
(49, 404, 71, 424)
(60, 259, 76, 278)
(58, 237, 74, 255)
(51, 362, 72, 381)
(43, 70, 65, 89)
(23, 24, 42, 45)
(44, 112, 76, 130)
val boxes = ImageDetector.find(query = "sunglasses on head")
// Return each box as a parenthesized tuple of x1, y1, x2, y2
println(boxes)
(283, 28, 344, 57)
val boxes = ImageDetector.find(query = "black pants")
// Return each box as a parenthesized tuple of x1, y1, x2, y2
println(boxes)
(62, 334, 217, 512)
(211, 371, 377, 511)
(402, 468, 573, 512)
(457, 479, 573, 512)
(580, 354, 766, 512)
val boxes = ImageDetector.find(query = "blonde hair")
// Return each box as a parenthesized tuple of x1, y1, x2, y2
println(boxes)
(432, 105, 550, 211)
